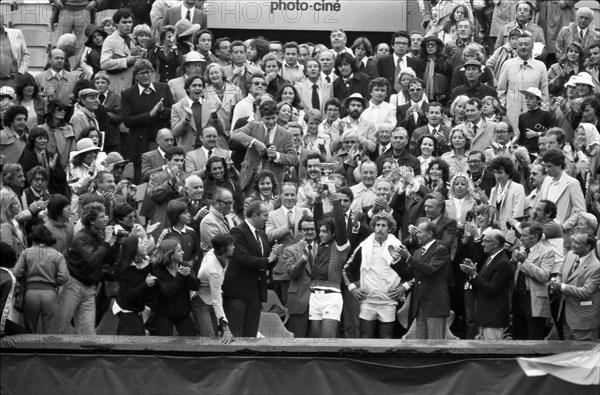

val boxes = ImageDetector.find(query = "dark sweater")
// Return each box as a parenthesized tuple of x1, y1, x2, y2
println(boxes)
(518, 107, 555, 154)
(116, 263, 154, 313)
(65, 228, 110, 286)
(153, 265, 200, 319)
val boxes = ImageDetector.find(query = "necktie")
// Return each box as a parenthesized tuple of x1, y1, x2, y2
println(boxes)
(207, 149, 213, 158)
(472, 125, 478, 136)
(191, 101, 202, 132)
(325, 75, 331, 84)
(569, 259, 580, 277)
(381, 145, 387, 155)
(223, 217, 230, 231)
(421, 247, 426, 256)
(580, 30, 584, 42)
(287, 210, 295, 236)
(311, 84, 320, 110)
(307, 244, 314, 266)
(255, 229, 263, 255)
(120, 34, 131, 49)
(432, 128, 437, 136)
(186, 9, 191, 21)
(515, 248, 530, 295)
(143, 88, 152, 95)
(394, 57, 402, 92)
(99, 93, 106, 104)
(40, 151, 48, 169)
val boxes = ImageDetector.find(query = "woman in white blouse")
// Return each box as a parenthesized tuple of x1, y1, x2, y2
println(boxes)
(441, 127, 471, 179)
(445, 173, 477, 225)
(414, 134, 440, 177)
(196, 234, 235, 344)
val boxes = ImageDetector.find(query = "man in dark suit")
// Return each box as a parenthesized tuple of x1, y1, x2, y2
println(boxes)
(409, 102, 451, 154)
(460, 228, 513, 340)
(393, 222, 451, 339)
(375, 31, 422, 94)
(231, 100, 298, 195)
(122, 59, 174, 184)
(222, 200, 283, 337)
(396, 78, 429, 140)
(175, 174, 210, 237)
(375, 127, 420, 175)
(161, 0, 207, 30)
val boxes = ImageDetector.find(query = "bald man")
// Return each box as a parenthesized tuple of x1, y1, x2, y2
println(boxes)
(35, 49, 80, 105)
(556, 7, 600, 62)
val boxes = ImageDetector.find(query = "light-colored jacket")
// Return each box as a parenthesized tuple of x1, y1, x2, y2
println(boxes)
(513, 242, 554, 318)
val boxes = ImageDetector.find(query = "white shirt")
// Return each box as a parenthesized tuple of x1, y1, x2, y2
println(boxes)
(50, 69, 64, 79)
(320, 71, 336, 83)
(421, 239, 436, 255)
(409, 99, 425, 123)
(138, 83, 156, 95)
(547, 172, 565, 204)
(453, 197, 465, 221)
(186, 97, 203, 107)
(361, 100, 395, 126)
(181, 4, 195, 20)
(393, 53, 407, 71)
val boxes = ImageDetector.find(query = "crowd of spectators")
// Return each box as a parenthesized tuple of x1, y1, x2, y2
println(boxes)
(1, 0, 599, 343)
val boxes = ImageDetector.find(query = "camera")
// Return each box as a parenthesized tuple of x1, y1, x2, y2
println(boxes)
(113, 229, 129, 237)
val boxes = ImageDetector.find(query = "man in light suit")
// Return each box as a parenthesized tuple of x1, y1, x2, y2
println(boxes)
(122, 59, 174, 184)
(549, 232, 600, 341)
(222, 201, 283, 337)
(34, 49, 79, 106)
(0, 15, 29, 87)
(294, 58, 332, 113)
(223, 40, 261, 98)
(161, 0, 207, 30)
(511, 221, 554, 340)
(171, 73, 222, 153)
(285, 215, 318, 338)
(540, 149, 586, 234)
(375, 31, 422, 94)
(461, 228, 513, 340)
(266, 183, 312, 305)
(184, 126, 230, 174)
(393, 221, 451, 340)
(456, 98, 496, 153)
(555, 7, 600, 62)
(141, 128, 174, 183)
(100, 9, 140, 94)
(231, 100, 298, 195)
(199, 187, 234, 253)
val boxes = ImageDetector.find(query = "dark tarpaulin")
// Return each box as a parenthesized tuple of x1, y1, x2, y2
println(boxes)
(1, 353, 597, 395)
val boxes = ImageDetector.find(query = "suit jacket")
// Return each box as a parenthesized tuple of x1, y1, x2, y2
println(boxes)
(332, 71, 371, 102)
(141, 149, 166, 184)
(539, 173, 586, 231)
(122, 83, 174, 168)
(410, 124, 451, 154)
(34, 69, 80, 106)
(0, 127, 27, 164)
(3, 28, 29, 75)
(489, 180, 525, 243)
(471, 250, 513, 328)
(100, 31, 135, 94)
(171, 97, 222, 153)
(456, 118, 497, 153)
(266, 206, 312, 281)
(162, 6, 207, 30)
(18, 147, 67, 196)
(295, 78, 333, 113)
(285, 240, 313, 315)
(223, 63, 262, 98)
(555, 22, 600, 62)
(392, 240, 451, 321)
(175, 195, 208, 237)
(222, 221, 272, 303)
(184, 146, 230, 174)
(231, 121, 298, 191)
(513, 243, 554, 319)
(0, 222, 27, 259)
(557, 251, 600, 330)
(406, 214, 458, 262)
(147, 167, 184, 239)
(396, 102, 429, 139)
(199, 207, 233, 253)
(375, 55, 422, 93)
(390, 183, 431, 240)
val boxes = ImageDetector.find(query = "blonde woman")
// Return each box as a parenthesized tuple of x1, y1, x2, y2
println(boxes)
(441, 128, 471, 179)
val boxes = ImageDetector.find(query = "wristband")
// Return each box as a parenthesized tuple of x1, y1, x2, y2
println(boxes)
(402, 281, 412, 291)
(560, 283, 566, 292)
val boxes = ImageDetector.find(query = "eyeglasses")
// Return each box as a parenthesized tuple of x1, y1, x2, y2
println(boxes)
(425, 42, 438, 47)
(253, 81, 268, 87)
(467, 160, 482, 164)
(217, 200, 233, 206)
(394, 41, 409, 46)
(301, 228, 316, 232)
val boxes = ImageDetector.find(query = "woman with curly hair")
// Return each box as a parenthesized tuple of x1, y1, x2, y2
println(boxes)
(446, 173, 478, 223)
(421, 158, 450, 199)
(40, 100, 75, 167)
(13, 73, 45, 129)
(152, 238, 199, 336)
(442, 127, 472, 178)
(446, 95, 469, 127)
(438, 3, 471, 45)
(414, 134, 441, 177)
(481, 95, 508, 124)
(351, 36, 376, 79)
(244, 170, 280, 213)
(203, 156, 244, 218)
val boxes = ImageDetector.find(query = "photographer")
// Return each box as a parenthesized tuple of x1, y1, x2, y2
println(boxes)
(59, 202, 116, 336)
